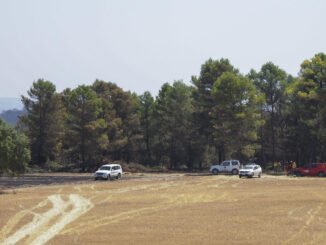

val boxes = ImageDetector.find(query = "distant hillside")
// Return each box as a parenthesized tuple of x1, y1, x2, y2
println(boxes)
(0, 97, 23, 112)
(0, 108, 26, 125)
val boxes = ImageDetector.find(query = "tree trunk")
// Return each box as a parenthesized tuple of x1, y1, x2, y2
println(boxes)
(271, 103, 276, 164)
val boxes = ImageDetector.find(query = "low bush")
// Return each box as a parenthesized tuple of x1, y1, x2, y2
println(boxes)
(117, 161, 148, 172)
(265, 165, 273, 171)
(44, 161, 64, 172)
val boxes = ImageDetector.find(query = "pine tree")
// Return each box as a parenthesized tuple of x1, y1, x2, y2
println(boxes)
(20, 79, 61, 165)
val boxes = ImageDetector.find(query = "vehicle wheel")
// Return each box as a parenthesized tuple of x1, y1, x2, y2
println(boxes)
(107, 174, 111, 181)
(232, 169, 239, 175)
(212, 169, 219, 175)
(318, 172, 325, 177)
(116, 173, 121, 179)
(239, 175, 242, 178)
(94, 177, 98, 181)
(258, 173, 261, 178)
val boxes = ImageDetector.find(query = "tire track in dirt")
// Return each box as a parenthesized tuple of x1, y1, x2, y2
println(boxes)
(0, 198, 55, 243)
(284, 192, 325, 244)
(287, 207, 305, 221)
(1, 195, 65, 245)
(0, 194, 93, 245)
(63, 181, 184, 233)
(1, 176, 237, 243)
(62, 182, 180, 233)
(0, 198, 49, 241)
(63, 185, 237, 235)
(28, 194, 93, 245)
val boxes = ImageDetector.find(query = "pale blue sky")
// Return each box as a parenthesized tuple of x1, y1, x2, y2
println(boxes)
(0, 0, 325, 98)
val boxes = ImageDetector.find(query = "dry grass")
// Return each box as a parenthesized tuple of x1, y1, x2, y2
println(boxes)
(1, 173, 326, 244)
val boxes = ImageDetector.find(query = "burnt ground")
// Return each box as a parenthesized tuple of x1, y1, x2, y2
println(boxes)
(0, 172, 213, 190)
(0, 173, 140, 189)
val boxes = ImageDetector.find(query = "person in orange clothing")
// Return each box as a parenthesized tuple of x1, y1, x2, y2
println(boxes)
(285, 161, 292, 175)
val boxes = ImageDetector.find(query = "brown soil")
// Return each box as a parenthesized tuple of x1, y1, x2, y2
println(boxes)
(1, 173, 326, 244)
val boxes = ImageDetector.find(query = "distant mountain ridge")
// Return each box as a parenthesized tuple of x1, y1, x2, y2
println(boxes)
(0, 108, 26, 125)
(0, 97, 23, 112)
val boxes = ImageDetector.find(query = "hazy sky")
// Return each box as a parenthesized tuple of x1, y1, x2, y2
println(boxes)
(0, 0, 325, 98)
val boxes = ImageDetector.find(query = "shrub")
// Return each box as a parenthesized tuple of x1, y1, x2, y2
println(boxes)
(177, 164, 188, 171)
(265, 165, 273, 171)
(44, 160, 64, 172)
(0, 119, 30, 175)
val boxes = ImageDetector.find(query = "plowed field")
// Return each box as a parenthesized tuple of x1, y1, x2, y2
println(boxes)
(1, 173, 326, 244)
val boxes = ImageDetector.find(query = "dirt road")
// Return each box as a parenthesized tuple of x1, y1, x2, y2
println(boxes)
(1, 173, 326, 244)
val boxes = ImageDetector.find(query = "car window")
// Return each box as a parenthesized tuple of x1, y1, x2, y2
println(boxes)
(99, 166, 111, 171)
(312, 164, 317, 168)
(222, 161, 230, 166)
(254, 166, 258, 170)
(232, 161, 238, 166)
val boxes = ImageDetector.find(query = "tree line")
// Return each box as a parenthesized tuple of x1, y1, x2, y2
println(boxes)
(1, 53, 325, 173)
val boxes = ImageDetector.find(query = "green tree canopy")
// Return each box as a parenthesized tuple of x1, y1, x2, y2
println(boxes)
(63, 85, 107, 171)
(0, 118, 30, 174)
(136, 91, 155, 164)
(92, 80, 141, 163)
(20, 79, 61, 165)
(286, 53, 326, 163)
(191, 58, 239, 164)
(152, 81, 193, 169)
(248, 62, 287, 164)
(211, 72, 264, 161)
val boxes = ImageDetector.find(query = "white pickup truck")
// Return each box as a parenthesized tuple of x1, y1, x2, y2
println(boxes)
(209, 160, 240, 175)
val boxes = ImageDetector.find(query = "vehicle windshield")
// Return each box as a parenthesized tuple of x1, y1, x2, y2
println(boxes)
(99, 166, 111, 171)
(243, 166, 254, 170)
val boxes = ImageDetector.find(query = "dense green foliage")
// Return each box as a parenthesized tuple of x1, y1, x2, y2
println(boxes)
(211, 72, 264, 162)
(20, 79, 62, 165)
(0, 118, 30, 174)
(284, 53, 326, 164)
(16, 53, 326, 171)
(62, 85, 107, 171)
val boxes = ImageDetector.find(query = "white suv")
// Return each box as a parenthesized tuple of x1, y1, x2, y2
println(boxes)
(210, 160, 240, 175)
(239, 164, 262, 178)
(94, 164, 123, 180)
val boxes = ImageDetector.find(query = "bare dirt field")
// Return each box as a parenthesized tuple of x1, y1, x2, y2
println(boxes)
(1, 173, 326, 245)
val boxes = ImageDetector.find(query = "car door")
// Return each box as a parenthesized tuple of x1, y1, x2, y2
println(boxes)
(116, 165, 122, 175)
(253, 166, 259, 176)
(258, 166, 262, 175)
(222, 161, 231, 173)
(302, 165, 310, 176)
(111, 166, 117, 177)
(309, 164, 318, 176)
(231, 161, 239, 171)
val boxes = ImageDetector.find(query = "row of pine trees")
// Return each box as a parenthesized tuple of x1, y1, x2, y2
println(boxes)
(16, 53, 326, 171)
